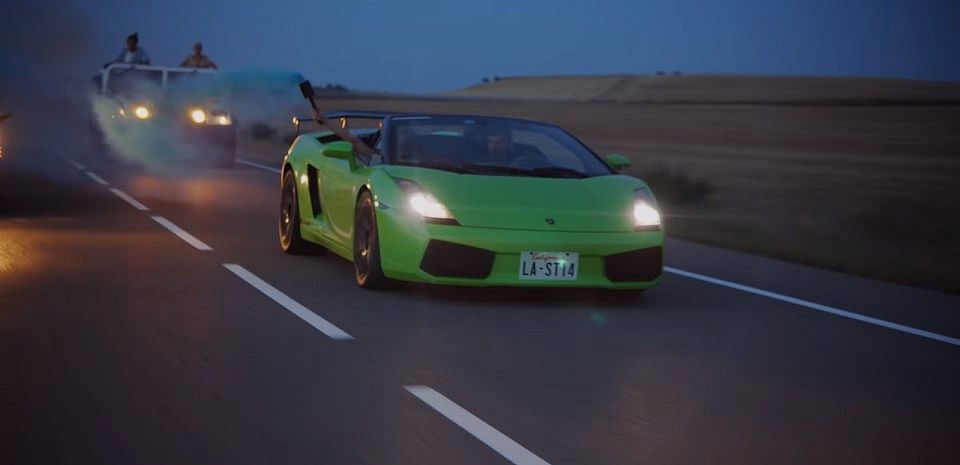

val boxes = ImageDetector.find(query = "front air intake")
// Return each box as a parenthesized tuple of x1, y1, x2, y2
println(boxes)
(420, 240, 495, 279)
(604, 246, 663, 282)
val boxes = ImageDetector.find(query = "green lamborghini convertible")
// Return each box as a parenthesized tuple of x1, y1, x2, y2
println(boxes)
(279, 111, 664, 290)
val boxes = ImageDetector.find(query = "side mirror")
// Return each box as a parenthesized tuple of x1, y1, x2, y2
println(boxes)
(322, 141, 355, 166)
(299, 80, 315, 99)
(604, 153, 631, 172)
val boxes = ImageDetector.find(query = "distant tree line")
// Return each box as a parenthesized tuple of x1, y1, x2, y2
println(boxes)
(313, 83, 350, 92)
(479, 72, 684, 82)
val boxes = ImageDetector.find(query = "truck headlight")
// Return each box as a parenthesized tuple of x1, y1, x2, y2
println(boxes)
(189, 108, 207, 124)
(133, 105, 151, 120)
(189, 107, 232, 125)
(209, 112, 232, 125)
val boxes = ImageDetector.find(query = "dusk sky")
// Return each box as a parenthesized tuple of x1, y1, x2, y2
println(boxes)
(9, 0, 960, 93)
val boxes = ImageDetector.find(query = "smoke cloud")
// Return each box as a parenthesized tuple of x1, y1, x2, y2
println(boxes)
(2, 1, 305, 168)
(88, 68, 304, 166)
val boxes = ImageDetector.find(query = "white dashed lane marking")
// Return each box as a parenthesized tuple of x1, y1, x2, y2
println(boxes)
(237, 159, 281, 174)
(84, 171, 110, 186)
(109, 188, 150, 211)
(151, 216, 214, 251)
(665, 266, 960, 347)
(223, 264, 354, 340)
(404, 385, 551, 465)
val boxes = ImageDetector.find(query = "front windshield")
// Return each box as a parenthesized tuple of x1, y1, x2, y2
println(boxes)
(105, 68, 164, 98)
(105, 68, 219, 98)
(388, 116, 613, 178)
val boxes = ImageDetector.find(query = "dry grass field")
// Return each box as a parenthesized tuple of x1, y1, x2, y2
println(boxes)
(239, 76, 960, 293)
(449, 74, 960, 104)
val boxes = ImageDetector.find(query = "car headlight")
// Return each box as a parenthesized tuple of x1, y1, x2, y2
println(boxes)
(189, 108, 207, 124)
(133, 105, 151, 120)
(633, 187, 661, 230)
(210, 113, 232, 125)
(395, 178, 458, 225)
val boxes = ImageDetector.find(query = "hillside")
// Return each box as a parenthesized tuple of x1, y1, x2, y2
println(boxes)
(447, 74, 960, 104)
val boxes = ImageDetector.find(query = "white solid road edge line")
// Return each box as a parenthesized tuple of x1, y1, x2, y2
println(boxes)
(236, 158, 281, 174)
(109, 188, 150, 211)
(151, 216, 214, 251)
(404, 385, 551, 465)
(664, 266, 960, 347)
(222, 264, 354, 340)
(84, 171, 110, 186)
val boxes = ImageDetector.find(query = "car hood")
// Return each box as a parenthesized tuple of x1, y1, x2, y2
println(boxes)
(383, 166, 647, 232)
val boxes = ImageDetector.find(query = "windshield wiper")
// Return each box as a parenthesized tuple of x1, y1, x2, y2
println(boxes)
(461, 163, 531, 176)
(462, 164, 589, 178)
(528, 167, 589, 178)
(394, 161, 466, 174)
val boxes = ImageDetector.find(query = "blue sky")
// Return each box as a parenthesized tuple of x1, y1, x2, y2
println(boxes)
(62, 0, 960, 92)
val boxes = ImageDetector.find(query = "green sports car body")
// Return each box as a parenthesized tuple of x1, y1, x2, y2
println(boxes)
(279, 111, 664, 290)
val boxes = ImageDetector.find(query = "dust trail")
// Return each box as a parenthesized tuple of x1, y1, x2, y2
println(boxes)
(88, 68, 304, 166)
(1, 1, 305, 168)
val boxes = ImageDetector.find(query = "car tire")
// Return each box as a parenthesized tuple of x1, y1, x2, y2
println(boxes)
(353, 191, 390, 290)
(279, 169, 322, 254)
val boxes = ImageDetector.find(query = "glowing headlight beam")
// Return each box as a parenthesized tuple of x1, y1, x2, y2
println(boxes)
(633, 201, 661, 227)
(408, 192, 453, 220)
(133, 106, 151, 119)
(190, 109, 208, 124)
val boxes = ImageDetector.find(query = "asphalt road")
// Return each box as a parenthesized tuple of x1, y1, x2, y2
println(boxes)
(2, 145, 958, 465)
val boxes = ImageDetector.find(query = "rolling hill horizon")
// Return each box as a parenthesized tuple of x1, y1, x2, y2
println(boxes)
(444, 74, 960, 105)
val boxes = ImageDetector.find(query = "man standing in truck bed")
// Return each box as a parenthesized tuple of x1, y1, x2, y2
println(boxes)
(180, 42, 218, 69)
(110, 33, 150, 65)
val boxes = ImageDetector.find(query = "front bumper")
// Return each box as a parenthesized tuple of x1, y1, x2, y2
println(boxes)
(178, 122, 236, 148)
(102, 118, 235, 150)
(376, 206, 664, 289)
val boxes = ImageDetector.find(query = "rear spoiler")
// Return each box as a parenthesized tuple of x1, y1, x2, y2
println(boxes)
(292, 111, 408, 134)
(291, 117, 316, 134)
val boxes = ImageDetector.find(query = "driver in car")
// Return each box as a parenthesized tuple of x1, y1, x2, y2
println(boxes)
(484, 126, 545, 166)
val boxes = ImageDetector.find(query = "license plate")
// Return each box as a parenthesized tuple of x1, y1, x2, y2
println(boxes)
(519, 251, 579, 280)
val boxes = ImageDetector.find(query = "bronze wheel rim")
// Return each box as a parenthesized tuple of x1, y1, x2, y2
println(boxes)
(280, 177, 295, 247)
